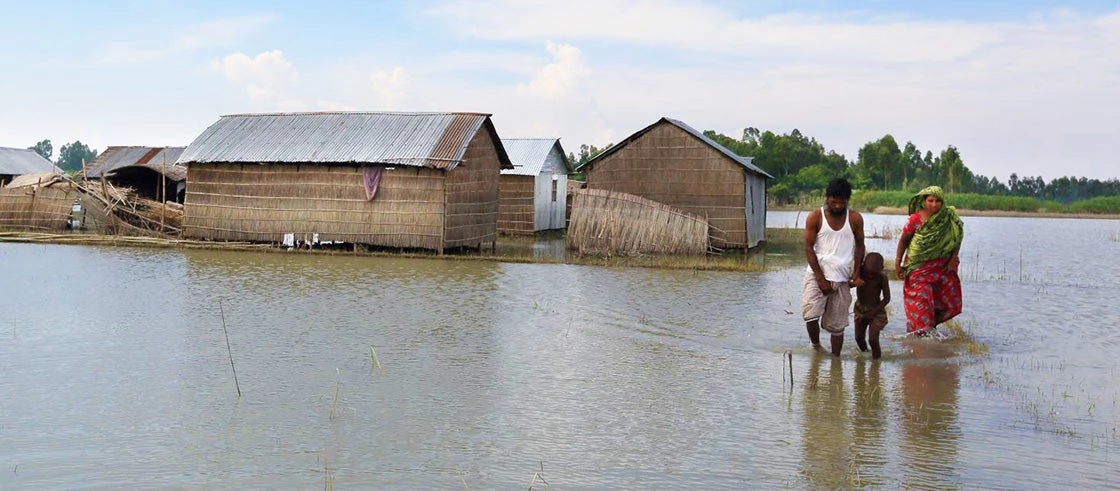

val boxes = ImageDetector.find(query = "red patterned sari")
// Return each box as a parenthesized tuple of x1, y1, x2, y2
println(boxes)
(902, 213, 963, 334)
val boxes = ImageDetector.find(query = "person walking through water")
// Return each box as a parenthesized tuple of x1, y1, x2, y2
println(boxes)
(802, 178, 866, 356)
(895, 186, 964, 336)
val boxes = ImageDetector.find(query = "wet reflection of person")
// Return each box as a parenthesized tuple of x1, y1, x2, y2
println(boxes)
(900, 343, 962, 488)
(799, 351, 853, 488)
(850, 356, 888, 488)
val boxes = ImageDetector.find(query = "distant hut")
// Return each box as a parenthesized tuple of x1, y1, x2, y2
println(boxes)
(576, 118, 772, 248)
(497, 138, 569, 234)
(85, 146, 187, 203)
(177, 112, 512, 253)
(0, 146, 57, 187)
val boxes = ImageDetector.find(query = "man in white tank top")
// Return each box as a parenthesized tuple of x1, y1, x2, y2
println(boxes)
(801, 178, 866, 356)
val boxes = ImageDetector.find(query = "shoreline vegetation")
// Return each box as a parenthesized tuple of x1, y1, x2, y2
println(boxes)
(771, 204, 1120, 220)
(771, 190, 1120, 219)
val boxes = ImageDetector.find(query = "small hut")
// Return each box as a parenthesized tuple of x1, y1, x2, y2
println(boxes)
(0, 173, 79, 231)
(576, 118, 772, 248)
(497, 138, 569, 234)
(0, 146, 57, 187)
(85, 146, 187, 203)
(177, 111, 512, 253)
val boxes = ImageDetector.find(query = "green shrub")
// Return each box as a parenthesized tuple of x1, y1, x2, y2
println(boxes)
(1064, 196, 1120, 214)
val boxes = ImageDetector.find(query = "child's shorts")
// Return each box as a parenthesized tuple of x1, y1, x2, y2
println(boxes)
(854, 301, 888, 330)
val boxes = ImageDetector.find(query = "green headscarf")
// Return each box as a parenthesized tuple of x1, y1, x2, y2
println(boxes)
(904, 186, 964, 274)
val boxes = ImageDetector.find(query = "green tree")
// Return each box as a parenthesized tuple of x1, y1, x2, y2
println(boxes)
(28, 139, 53, 160)
(57, 141, 98, 173)
(855, 135, 902, 189)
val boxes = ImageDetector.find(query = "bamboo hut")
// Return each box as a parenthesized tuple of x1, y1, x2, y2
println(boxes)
(85, 146, 187, 203)
(0, 173, 78, 231)
(0, 146, 57, 187)
(498, 138, 569, 234)
(576, 118, 772, 249)
(177, 112, 513, 253)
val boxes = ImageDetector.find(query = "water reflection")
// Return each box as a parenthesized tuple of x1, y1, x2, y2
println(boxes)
(851, 357, 888, 488)
(899, 342, 962, 489)
(800, 352, 852, 488)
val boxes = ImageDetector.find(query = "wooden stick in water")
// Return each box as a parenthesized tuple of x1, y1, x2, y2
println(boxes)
(219, 300, 241, 397)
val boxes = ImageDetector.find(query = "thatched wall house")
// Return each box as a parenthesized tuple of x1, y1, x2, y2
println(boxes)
(177, 112, 512, 253)
(0, 146, 57, 187)
(576, 118, 772, 249)
(85, 146, 187, 203)
(0, 173, 78, 231)
(498, 138, 569, 234)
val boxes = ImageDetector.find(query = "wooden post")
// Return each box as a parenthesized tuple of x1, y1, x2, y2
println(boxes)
(30, 177, 41, 229)
(160, 151, 167, 232)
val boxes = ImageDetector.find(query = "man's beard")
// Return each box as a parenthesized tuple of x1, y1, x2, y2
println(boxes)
(826, 206, 846, 217)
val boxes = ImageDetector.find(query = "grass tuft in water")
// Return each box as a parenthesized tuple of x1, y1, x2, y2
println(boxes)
(329, 368, 341, 421)
(370, 346, 385, 376)
(527, 462, 551, 491)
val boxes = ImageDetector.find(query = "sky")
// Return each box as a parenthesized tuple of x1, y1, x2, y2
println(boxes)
(1, 0, 1118, 181)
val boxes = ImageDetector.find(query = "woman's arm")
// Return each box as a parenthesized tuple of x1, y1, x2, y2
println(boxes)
(947, 247, 961, 273)
(895, 231, 913, 280)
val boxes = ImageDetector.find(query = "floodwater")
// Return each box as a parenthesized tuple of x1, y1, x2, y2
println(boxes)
(1, 212, 1118, 489)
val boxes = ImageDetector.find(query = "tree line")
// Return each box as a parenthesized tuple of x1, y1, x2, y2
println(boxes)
(567, 128, 1119, 205)
(26, 139, 99, 173)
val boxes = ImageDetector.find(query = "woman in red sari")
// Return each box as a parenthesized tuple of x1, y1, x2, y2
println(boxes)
(895, 186, 964, 336)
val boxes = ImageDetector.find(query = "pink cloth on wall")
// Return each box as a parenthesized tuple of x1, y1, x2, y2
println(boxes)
(362, 166, 384, 200)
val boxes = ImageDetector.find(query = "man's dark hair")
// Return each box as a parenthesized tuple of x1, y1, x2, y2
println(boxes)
(825, 178, 852, 199)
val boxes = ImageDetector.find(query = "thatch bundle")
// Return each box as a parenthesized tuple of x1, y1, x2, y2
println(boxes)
(567, 188, 710, 256)
(81, 179, 183, 235)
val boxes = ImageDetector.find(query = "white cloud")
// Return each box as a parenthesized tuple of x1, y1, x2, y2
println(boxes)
(517, 42, 589, 99)
(370, 67, 409, 109)
(427, 1, 1001, 63)
(96, 14, 277, 64)
(422, 1, 1120, 179)
(212, 50, 305, 110)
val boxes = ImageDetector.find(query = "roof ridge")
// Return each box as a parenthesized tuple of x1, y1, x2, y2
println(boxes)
(220, 111, 494, 118)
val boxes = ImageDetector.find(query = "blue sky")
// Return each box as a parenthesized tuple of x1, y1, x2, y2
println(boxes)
(2, 0, 1118, 180)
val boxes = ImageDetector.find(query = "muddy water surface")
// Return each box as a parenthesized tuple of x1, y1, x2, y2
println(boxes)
(1, 213, 1118, 489)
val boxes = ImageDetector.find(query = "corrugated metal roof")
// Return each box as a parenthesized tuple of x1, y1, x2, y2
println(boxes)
(0, 146, 58, 175)
(500, 138, 566, 176)
(577, 118, 773, 179)
(85, 146, 187, 181)
(177, 111, 512, 170)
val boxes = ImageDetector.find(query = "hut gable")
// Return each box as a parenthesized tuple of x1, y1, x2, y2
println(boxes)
(576, 117, 770, 248)
(500, 138, 567, 176)
(498, 138, 569, 234)
(0, 147, 58, 185)
(86, 146, 187, 182)
(179, 111, 511, 252)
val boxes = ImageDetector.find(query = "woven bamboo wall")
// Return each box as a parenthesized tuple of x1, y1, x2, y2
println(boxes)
(444, 128, 501, 248)
(568, 188, 709, 256)
(498, 174, 535, 235)
(183, 163, 446, 249)
(585, 123, 748, 248)
(0, 185, 76, 231)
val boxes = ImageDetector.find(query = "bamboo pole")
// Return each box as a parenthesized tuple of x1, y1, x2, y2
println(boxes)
(161, 152, 167, 232)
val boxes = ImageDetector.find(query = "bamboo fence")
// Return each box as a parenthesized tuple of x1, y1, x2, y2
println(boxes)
(567, 188, 710, 256)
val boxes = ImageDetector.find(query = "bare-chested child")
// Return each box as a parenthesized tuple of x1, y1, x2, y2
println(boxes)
(853, 252, 891, 359)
